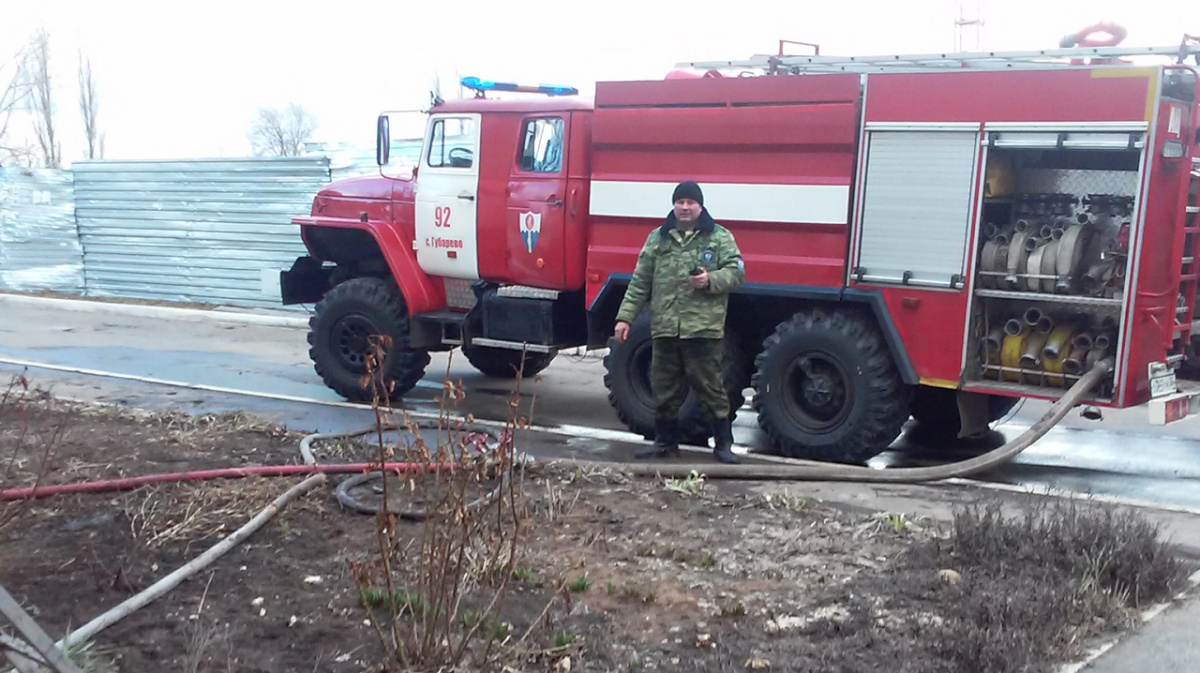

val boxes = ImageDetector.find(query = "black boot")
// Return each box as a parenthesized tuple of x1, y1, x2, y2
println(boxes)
(711, 418, 739, 464)
(635, 418, 680, 459)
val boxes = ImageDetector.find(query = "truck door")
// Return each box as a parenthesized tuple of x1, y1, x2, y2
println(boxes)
(506, 115, 570, 288)
(414, 113, 482, 279)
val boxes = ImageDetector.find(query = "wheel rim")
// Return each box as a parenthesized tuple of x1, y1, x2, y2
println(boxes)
(780, 352, 852, 432)
(331, 313, 380, 374)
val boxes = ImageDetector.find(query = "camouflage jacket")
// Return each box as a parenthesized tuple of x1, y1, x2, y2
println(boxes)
(616, 209, 745, 339)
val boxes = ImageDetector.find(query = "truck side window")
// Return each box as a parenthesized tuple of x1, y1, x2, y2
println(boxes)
(427, 118, 477, 168)
(518, 118, 564, 173)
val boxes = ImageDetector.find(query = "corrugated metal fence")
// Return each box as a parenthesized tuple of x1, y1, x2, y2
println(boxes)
(71, 157, 330, 307)
(0, 168, 84, 293)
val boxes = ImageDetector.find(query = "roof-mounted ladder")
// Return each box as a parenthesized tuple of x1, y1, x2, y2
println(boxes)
(681, 44, 1200, 74)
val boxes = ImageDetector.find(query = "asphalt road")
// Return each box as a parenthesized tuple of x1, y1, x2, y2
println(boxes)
(3, 292, 1200, 672)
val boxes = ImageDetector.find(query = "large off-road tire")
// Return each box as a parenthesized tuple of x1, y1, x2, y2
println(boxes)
(308, 277, 430, 401)
(461, 345, 557, 379)
(752, 308, 909, 463)
(603, 314, 751, 445)
(908, 387, 1020, 437)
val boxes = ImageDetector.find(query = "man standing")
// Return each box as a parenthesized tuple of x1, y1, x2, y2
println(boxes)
(614, 181, 745, 463)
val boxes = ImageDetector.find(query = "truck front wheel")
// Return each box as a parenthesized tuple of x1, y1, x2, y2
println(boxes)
(753, 309, 909, 463)
(603, 313, 749, 445)
(308, 277, 430, 401)
(461, 345, 557, 379)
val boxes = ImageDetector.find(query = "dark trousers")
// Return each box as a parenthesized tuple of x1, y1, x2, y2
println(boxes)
(650, 337, 729, 422)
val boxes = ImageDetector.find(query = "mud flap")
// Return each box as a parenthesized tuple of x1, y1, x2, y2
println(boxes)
(280, 256, 331, 305)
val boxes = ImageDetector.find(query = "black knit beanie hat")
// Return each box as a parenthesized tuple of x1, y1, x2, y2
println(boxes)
(671, 181, 704, 206)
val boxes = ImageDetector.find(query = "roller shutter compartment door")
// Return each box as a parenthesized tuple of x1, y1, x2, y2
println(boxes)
(855, 131, 979, 287)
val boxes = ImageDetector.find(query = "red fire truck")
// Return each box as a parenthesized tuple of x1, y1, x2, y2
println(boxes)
(282, 42, 1200, 463)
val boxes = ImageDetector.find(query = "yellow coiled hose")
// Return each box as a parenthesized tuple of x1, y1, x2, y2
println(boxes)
(1001, 329, 1029, 382)
(1042, 326, 1076, 386)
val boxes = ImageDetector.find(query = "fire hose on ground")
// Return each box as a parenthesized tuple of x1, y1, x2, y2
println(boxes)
(0, 358, 1113, 656)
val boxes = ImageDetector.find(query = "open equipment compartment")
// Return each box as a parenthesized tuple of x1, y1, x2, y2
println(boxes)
(964, 128, 1145, 400)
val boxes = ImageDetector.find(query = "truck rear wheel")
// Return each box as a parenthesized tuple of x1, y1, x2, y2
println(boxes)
(461, 345, 556, 379)
(603, 314, 750, 445)
(308, 277, 430, 401)
(752, 308, 909, 463)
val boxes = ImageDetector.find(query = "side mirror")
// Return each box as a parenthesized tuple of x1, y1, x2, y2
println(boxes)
(376, 115, 390, 166)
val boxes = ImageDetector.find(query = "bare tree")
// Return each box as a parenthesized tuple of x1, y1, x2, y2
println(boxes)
(248, 103, 317, 157)
(77, 51, 103, 160)
(23, 28, 60, 168)
(0, 46, 33, 166)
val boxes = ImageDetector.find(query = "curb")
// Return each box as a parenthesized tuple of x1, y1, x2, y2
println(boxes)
(0, 293, 309, 329)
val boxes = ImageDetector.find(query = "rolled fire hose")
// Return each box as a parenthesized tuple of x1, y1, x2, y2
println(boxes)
(1055, 224, 1093, 294)
(1040, 239, 1061, 293)
(1020, 330, 1051, 371)
(1042, 326, 1076, 385)
(1023, 306, 1053, 334)
(1042, 325, 1075, 360)
(1062, 344, 1089, 376)
(1007, 229, 1035, 288)
(1025, 239, 1050, 291)
(979, 239, 1007, 289)
(1086, 348, 1110, 372)
(1001, 328, 1029, 381)
(983, 326, 1005, 353)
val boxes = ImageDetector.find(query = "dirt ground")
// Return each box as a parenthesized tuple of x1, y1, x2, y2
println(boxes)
(0, 382, 1190, 673)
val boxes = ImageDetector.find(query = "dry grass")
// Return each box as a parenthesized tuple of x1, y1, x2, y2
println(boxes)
(770, 500, 1191, 673)
(123, 479, 277, 550)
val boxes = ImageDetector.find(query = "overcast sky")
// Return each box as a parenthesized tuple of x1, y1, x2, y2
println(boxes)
(2, 0, 1194, 163)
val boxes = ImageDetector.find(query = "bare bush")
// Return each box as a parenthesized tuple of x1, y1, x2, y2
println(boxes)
(0, 375, 65, 532)
(351, 337, 527, 669)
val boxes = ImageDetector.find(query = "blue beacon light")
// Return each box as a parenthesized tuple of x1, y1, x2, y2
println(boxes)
(460, 76, 578, 96)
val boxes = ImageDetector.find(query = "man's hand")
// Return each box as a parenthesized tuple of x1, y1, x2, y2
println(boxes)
(688, 268, 709, 289)
(614, 320, 631, 343)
